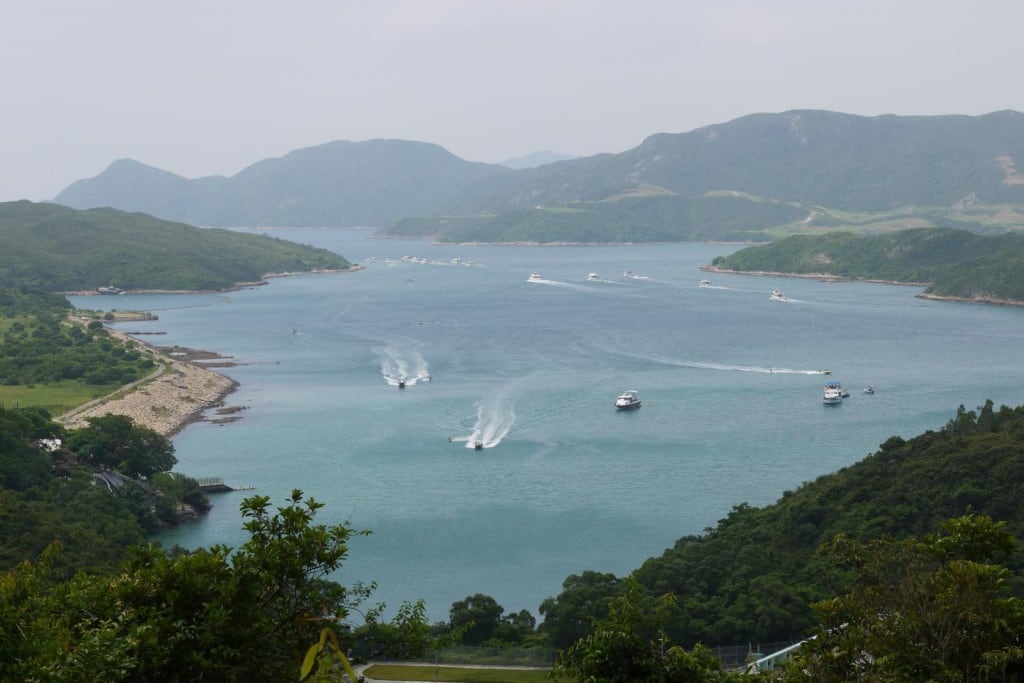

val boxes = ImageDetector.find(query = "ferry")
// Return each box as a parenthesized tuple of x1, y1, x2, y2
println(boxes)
(823, 381, 843, 405)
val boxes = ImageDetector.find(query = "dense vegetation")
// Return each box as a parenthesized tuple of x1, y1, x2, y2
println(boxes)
(0, 289, 158, 414)
(0, 405, 207, 579)
(0, 200, 351, 291)
(710, 227, 1024, 302)
(54, 140, 509, 227)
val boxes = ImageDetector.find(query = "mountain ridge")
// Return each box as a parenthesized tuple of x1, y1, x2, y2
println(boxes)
(53, 110, 1024, 239)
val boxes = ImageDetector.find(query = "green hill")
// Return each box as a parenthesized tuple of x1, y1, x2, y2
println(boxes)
(624, 400, 1024, 647)
(0, 201, 351, 292)
(709, 228, 1024, 302)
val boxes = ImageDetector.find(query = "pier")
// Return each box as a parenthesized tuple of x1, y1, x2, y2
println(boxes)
(196, 477, 254, 493)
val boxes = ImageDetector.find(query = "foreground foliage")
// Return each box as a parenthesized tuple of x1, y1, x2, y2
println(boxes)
(783, 515, 1024, 681)
(0, 491, 374, 682)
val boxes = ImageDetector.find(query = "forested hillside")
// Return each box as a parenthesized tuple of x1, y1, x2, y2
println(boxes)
(0, 201, 351, 291)
(709, 227, 1024, 302)
(622, 400, 1024, 646)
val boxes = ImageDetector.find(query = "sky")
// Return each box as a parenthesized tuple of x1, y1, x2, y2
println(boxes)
(3, 0, 1023, 202)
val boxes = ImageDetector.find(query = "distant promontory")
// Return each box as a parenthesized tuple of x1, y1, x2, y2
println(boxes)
(706, 228, 1024, 305)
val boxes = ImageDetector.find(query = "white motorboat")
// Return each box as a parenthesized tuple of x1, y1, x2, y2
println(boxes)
(615, 389, 642, 410)
(863, 386, 875, 395)
(823, 381, 843, 405)
(588, 272, 600, 281)
(527, 272, 543, 282)
(770, 289, 788, 302)
(700, 279, 711, 288)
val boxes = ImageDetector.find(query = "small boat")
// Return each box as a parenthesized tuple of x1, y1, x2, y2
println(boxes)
(863, 386, 875, 395)
(699, 279, 711, 288)
(769, 289, 788, 302)
(398, 378, 406, 389)
(474, 441, 484, 450)
(527, 272, 543, 282)
(823, 381, 843, 405)
(821, 369, 832, 375)
(615, 389, 642, 410)
(587, 272, 599, 281)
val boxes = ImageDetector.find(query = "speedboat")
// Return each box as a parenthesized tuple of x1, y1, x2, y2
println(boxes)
(823, 381, 843, 405)
(863, 386, 875, 395)
(527, 272, 543, 282)
(474, 441, 484, 450)
(588, 272, 599, 281)
(398, 378, 406, 389)
(615, 390, 642, 410)
(700, 279, 711, 288)
(770, 289, 788, 302)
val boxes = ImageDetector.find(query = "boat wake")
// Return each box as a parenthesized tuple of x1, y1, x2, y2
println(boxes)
(451, 397, 516, 449)
(612, 350, 829, 375)
(375, 345, 432, 386)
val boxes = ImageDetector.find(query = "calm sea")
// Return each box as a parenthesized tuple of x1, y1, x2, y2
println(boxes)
(69, 228, 1024, 623)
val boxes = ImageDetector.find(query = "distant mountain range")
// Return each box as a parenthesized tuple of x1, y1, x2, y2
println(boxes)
(54, 111, 1024, 241)
(55, 139, 509, 228)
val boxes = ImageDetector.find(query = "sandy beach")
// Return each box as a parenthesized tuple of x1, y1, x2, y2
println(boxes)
(56, 330, 240, 437)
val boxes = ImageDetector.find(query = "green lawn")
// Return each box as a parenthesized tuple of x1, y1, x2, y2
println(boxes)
(361, 664, 565, 682)
(0, 380, 125, 416)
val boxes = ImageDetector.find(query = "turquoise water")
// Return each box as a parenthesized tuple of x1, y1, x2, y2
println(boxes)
(69, 228, 1024, 623)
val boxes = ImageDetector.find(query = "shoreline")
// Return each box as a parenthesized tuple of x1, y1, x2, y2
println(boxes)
(56, 330, 241, 438)
(56, 267, 365, 435)
(699, 264, 1024, 307)
(60, 264, 364, 297)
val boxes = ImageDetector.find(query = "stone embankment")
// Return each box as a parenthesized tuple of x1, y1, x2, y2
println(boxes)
(57, 330, 239, 437)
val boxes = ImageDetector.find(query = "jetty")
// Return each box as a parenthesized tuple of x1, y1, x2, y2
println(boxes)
(196, 477, 254, 493)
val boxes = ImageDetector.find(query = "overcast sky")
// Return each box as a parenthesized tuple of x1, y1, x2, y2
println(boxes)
(3, 0, 1023, 202)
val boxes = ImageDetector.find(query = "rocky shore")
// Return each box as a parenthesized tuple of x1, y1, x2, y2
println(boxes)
(57, 334, 240, 438)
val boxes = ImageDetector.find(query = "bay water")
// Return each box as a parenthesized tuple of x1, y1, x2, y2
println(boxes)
(70, 229, 1024, 623)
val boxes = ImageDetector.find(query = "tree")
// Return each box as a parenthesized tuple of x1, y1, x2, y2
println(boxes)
(552, 577, 734, 682)
(448, 593, 505, 645)
(65, 413, 176, 478)
(0, 490, 374, 682)
(538, 570, 623, 648)
(784, 514, 1024, 682)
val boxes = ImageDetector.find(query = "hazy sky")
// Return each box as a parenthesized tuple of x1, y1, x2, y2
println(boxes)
(4, 0, 1023, 202)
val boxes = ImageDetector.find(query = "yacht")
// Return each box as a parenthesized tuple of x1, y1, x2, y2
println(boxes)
(588, 272, 600, 281)
(823, 381, 843, 405)
(527, 272, 543, 282)
(615, 389, 642, 410)
(770, 289, 788, 302)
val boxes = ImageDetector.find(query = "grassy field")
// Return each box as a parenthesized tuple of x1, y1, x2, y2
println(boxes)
(361, 664, 566, 682)
(0, 380, 127, 416)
